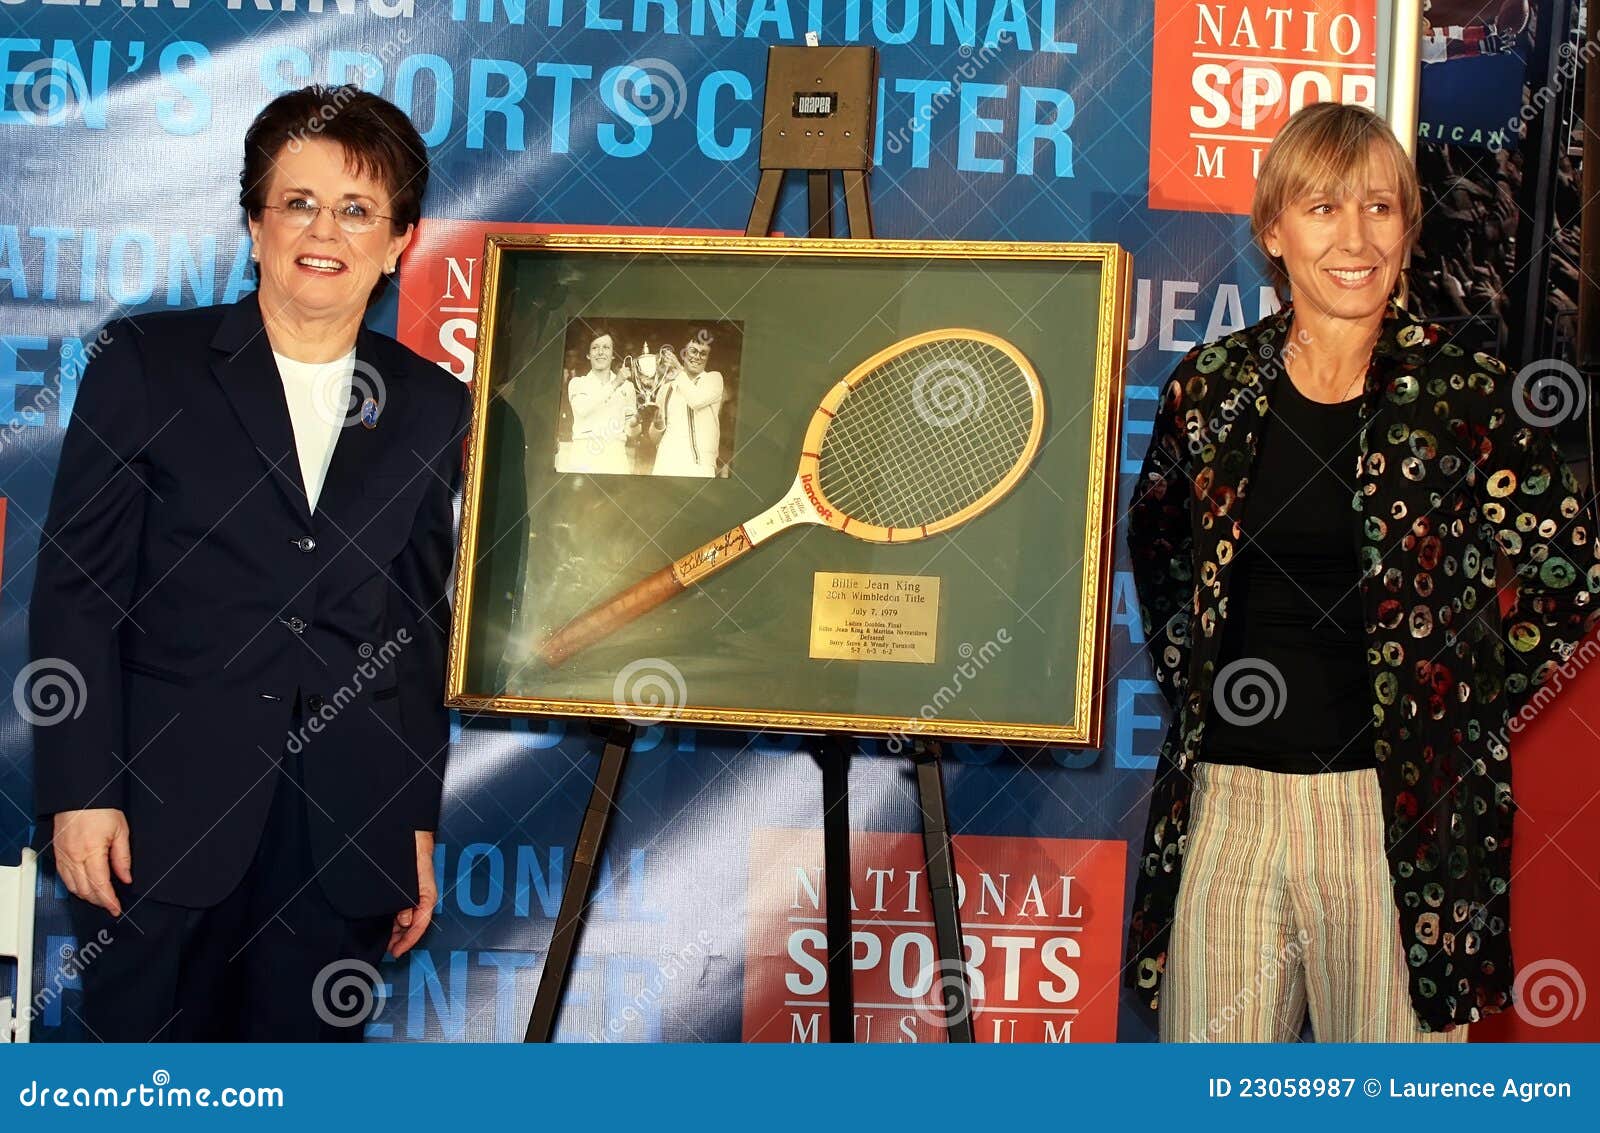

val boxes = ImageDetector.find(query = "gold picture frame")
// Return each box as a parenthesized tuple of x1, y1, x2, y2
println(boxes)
(446, 234, 1130, 747)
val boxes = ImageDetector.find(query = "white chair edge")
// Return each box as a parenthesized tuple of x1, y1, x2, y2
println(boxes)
(0, 847, 39, 1043)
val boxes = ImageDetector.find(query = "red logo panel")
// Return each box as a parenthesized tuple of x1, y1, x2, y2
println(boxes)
(743, 829, 1126, 1043)
(1149, 0, 1378, 214)
(394, 219, 735, 380)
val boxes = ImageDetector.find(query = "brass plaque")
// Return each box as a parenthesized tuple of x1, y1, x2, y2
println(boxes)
(809, 572, 940, 664)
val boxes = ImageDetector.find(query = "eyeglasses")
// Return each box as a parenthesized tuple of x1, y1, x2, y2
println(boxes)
(262, 198, 395, 235)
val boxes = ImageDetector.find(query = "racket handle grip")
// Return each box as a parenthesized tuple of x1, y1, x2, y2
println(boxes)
(538, 566, 685, 667)
(538, 525, 755, 667)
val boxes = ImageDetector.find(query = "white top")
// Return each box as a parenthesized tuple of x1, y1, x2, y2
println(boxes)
(561, 369, 638, 475)
(652, 370, 725, 477)
(273, 348, 356, 512)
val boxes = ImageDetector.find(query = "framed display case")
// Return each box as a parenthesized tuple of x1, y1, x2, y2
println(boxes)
(447, 234, 1130, 746)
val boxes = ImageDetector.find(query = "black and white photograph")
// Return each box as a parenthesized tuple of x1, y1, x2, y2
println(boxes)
(552, 317, 743, 478)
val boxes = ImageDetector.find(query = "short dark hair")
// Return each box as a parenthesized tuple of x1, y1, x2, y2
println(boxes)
(239, 84, 428, 232)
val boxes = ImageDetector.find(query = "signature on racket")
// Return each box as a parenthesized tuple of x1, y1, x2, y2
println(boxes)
(539, 329, 1045, 666)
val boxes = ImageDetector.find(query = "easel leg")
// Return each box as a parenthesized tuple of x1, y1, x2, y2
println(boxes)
(815, 735, 855, 1042)
(807, 170, 834, 237)
(842, 169, 873, 239)
(911, 739, 974, 1042)
(745, 169, 784, 237)
(524, 720, 635, 1042)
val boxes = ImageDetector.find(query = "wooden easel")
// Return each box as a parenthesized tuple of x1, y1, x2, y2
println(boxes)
(522, 724, 973, 1044)
(744, 41, 876, 240)
(525, 39, 978, 1046)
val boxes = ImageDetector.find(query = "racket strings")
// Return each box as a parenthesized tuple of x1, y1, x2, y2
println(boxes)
(817, 337, 1036, 530)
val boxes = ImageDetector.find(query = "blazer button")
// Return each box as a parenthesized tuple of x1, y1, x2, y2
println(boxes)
(306, 694, 326, 713)
(296, 536, 317, 552)
(286, 616, 306, 634)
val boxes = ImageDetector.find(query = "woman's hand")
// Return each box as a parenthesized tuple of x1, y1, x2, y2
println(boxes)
(388, 830, 437, 958)
(52, 808, 132, 917)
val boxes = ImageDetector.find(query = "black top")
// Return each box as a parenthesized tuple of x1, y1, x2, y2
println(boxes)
(1200, 372, 1377, 774)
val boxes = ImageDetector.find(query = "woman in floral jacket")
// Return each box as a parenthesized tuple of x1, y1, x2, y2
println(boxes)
(1124, 102, 1600, 1041)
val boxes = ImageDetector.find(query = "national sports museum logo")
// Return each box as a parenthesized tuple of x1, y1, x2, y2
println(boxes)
(1149, 0, 1378, 214)
(741, 829, 1126, 1042)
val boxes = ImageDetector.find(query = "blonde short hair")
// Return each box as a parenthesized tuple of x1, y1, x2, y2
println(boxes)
(1250, 102, 1422, 298)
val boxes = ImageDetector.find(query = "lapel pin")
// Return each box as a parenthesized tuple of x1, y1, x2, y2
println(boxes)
(360, 397, 381, 429)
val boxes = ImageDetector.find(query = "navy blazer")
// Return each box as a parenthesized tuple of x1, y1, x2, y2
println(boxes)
(30, 293, 472, 918)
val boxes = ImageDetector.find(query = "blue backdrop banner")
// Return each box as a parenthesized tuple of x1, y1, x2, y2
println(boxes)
(1, 1, 1397, 1042)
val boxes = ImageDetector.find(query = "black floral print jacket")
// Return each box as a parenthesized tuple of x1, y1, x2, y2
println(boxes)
(1123, 300, 1600, 1032)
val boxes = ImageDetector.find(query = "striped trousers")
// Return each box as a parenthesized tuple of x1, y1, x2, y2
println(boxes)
(1159, 760, 1469, 1043)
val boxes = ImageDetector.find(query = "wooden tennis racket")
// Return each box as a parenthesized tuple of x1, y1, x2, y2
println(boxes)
(539, 329, 1045, 666)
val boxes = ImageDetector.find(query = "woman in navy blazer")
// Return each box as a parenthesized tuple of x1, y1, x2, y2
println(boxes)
(30, 86, 472, 1041)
